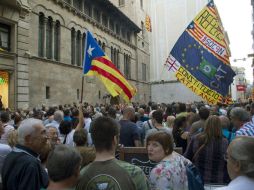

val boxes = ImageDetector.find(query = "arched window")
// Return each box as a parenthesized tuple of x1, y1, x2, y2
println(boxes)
(124, 53, 127, 77)
(54, 21, 60, 61)
(82, 32, 86, 66)
(109, 19, 114, 31)
(38, 14, 61, 60)
(94, 8, 100, 23)
(128, 55, 131, 79)
(116, 49, 120, 69)
(84, 2, 92, 17)
(111, 46, 114, 62)
(124, 54, 131, 79)
(46, 17, 53, 59)
(102, 14, 108, 27)
(113, 48, 117, 65)
(102, 43, 106, 52)
(71, 28, 76, 65)
(76, 30, 81, 66)
(116, 24, 120, 35)
(38, 12, 45, 57)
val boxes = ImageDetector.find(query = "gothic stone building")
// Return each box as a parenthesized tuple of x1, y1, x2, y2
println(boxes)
(0, 0, 150, 109)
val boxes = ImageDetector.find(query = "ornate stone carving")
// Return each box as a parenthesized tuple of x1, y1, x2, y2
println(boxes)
(17, 0, 31, 18)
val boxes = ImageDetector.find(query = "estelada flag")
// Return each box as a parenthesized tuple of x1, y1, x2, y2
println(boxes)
(83, 31, 136, 102)
(165, 0, 235, 104)
(145, 15, 152, 32)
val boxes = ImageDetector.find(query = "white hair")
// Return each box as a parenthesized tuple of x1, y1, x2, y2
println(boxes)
(231, 136, 254, 178)
(17, 118, 43, 145)
(54, 110, 64, 123)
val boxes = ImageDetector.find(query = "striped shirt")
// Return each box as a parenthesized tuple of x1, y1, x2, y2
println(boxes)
(236, 121, 254, 137)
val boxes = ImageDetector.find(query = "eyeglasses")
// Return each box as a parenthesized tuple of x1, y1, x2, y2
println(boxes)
(224, 153, 229, 161)
(224, 152, 237, 162)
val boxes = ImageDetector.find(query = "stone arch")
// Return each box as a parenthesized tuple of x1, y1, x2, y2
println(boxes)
(32, 4, 65, 25)
(67, 21, 86, 32)
(110, 42, 121, 51)
(123, 49, 132, 57)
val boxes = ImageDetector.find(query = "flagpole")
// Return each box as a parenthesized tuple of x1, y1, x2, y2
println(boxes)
(80, 75, 84, 103)
(81, 30, 88, 104)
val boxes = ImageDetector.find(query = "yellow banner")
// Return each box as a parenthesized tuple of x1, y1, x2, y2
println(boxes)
(145, 15, 152, 32)
(194, 6, 224, 45)
(175, 66, 222, 104)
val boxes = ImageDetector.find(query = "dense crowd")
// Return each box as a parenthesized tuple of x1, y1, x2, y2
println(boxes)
(0, 100, 254, 190)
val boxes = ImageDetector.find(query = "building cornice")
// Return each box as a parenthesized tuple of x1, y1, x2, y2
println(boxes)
(50, 0, 137, 49)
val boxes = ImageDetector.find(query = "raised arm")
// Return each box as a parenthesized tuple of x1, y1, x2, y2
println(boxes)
(74, 103, 84, 131)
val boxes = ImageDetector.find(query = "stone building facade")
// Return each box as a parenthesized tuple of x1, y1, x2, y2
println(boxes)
(0, 0, 151, 109)
(109, 0, 151, 103)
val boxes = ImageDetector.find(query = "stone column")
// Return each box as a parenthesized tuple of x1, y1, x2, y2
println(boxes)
(81, 0, 84, 13)
(51, 21, 55, 60)
(79, 32, 82, 67)
(72, 30, 77, 65)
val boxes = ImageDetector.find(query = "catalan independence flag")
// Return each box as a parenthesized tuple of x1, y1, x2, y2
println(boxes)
(83, 31, 136, 102)
(165, 0, 235, 105)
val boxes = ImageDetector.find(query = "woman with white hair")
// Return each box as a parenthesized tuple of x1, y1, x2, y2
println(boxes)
(216, 136, 254, 190)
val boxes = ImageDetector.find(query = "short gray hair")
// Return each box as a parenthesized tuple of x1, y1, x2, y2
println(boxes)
(54, 110, 64, 123)
(18, 118, 43, 145)
(47, 145, 81, 182)
(123, 106, 135, 115)
(230, 107, 250, 122)
(230, 136, 254, 178)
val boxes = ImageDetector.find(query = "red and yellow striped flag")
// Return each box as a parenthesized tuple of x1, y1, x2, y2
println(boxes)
(83, 31, 136, 102)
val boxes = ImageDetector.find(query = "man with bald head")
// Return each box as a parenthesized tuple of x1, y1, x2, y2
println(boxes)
(119, 107, 141, 147)
(138, 108, 149, 122)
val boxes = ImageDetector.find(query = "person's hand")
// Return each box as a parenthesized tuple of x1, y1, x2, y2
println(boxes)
(181, 131, 189, 140)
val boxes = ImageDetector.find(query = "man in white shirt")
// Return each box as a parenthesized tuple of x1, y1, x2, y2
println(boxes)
(216, 136, 254, 190)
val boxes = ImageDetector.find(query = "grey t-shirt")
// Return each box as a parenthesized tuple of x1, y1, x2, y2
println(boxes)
(77, 159, 149, 190)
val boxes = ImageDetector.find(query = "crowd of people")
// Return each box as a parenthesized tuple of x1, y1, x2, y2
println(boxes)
(0, 100, 253, 190)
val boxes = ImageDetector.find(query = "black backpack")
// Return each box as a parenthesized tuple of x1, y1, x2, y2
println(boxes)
(186, 163, 205, 190)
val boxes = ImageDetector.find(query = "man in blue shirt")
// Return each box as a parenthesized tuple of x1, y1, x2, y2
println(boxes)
(119, 107, 141, 147)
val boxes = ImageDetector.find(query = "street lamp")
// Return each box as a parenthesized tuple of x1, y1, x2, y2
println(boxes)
(233, 58, 246, 62)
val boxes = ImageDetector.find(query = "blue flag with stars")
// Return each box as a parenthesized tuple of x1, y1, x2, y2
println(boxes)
(166, 0, 235, 104)
(170, 28, 235, 96)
